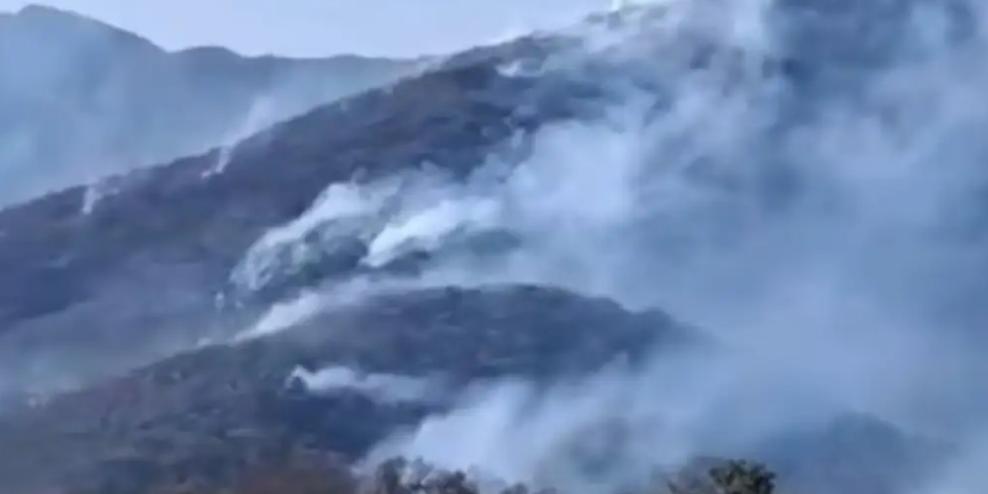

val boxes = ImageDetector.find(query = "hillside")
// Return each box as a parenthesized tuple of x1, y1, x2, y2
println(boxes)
(0, 4, 415, 206)
(0, 1, 982, 493)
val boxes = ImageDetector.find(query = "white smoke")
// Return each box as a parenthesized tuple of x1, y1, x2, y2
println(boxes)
(231, 180, 396, 292)
(366, 357, 711, 490)
(79, 177, 120, 215)
(239, 290, 325, 340)
(0, 5, 413, 208)
(289, 365, 445, 404)
(236, 276, 405, 340)
(367, 345, 862, 492)
(202, 96, 276, 178)
(925, 436, 988, 494)
(363, 196, 501, 269)
(234, 0, 988, 491)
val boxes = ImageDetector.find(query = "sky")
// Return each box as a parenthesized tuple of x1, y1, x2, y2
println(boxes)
(0, 0, 609, 57)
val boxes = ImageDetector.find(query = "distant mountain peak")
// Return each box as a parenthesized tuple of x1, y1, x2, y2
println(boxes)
(15, 3, 117, 28)
(9, 3, 160, 51)
(16, 3, 75, 16)
(0, 3, 415, 207)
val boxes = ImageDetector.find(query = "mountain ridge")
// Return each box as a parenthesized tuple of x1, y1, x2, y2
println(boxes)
(0, 3, 417, 207)
(0, 2, 981, 493)
(0, 53, 610, 404)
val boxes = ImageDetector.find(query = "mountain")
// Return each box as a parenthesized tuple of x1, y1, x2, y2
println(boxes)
(0, 4, 416, 207)
(0, 1, 982, 493)
(0, 285, 692, 493)
(0, 37, 611, 403)
(2, 0, 974, 403)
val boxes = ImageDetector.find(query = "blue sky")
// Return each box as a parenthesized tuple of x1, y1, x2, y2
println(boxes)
(0, 0, 608, 57)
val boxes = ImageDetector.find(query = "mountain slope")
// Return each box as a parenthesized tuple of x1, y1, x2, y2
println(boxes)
(0, 4, 415, 206)
(0, 285, 692, 494)
(0, 1, 982, 493)
(3, 0, 976, 400)
(0, 43, 611, 402)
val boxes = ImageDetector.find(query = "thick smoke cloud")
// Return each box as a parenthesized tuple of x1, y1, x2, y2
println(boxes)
(236, 0, 988, 492)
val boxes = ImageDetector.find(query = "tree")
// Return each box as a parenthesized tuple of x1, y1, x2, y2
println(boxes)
(709, 461, 776, 494)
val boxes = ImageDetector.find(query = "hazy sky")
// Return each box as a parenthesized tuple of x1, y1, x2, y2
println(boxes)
(0, 0, 609, 57)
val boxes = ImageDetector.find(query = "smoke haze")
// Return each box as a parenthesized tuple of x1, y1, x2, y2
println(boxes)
(1, 1, 986, 493)
(234, 1, 988, 491)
